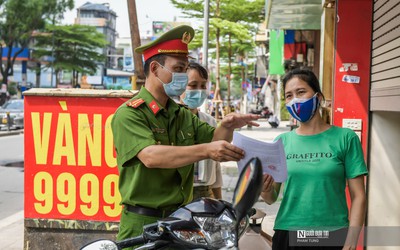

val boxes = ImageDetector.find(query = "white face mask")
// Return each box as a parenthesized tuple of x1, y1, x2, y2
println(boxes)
(156, 63, 188, 97)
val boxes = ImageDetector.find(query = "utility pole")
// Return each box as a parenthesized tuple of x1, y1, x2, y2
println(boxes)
(50, 30, 55, 88)
(199, 0, 210, 113)
(127, 0, 145, 89)
(202, 0, 209, 69)
(213, 0, 222, 120)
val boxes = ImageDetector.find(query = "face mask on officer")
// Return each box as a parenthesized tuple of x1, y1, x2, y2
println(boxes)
(156, 63, 188, 97)
(285, 93, 319, 123)
(183, 89, 207, 109)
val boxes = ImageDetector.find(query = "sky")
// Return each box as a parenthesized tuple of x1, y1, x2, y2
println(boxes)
(63, 0, 198, 38)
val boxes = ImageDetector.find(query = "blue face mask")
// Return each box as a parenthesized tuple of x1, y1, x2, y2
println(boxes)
(285, 93, 319, 123)
(156, 63, 188, 97)
(183, 89, 207, 109)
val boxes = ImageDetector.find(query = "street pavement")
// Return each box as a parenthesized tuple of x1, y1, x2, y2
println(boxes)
(0, 129, 24, 250)
(0, 119, 290, 249)
(0, 129, 23, 137)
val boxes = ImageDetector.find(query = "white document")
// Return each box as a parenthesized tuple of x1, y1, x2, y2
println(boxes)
(232, 131, 288, 182)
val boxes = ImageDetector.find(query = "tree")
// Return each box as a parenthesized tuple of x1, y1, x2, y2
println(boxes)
(33, 24, 108, 87)
(172, 0, 264, 115)
(0, 0, 73, 104)
(127, 0, 145, 88)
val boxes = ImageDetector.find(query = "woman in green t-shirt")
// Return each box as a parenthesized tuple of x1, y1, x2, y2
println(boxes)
(261, 69, 368, 250)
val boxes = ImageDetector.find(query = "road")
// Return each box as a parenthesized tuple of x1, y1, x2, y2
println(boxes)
(0, 121, 288, 249)
(0, 133, 24, 166)
(0, 134, 24, 250)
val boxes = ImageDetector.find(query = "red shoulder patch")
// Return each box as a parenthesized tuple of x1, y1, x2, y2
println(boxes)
(126, 98, 145, 108)
(149, 100, 160, 114)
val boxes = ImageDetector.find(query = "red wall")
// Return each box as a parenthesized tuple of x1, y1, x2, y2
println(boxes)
(333, 1, 373, 248)
(333, 0, 372, 155)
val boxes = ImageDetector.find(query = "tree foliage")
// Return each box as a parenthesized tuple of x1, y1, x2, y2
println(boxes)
(171, 0, 263, 22)
(171, 0, 264, 103)
(33, 24, 108, 87)
(0, 0, 74, 87)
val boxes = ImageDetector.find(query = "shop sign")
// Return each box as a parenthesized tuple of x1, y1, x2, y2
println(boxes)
(24, 96, 127, 222)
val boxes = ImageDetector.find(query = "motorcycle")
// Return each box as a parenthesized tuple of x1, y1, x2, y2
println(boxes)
(80, 157, 264, 250)
(249, 106, 272, 119)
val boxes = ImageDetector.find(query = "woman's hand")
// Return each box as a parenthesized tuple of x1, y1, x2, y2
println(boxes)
(260, 174, 280, 205)
(262, 174, 274, 193)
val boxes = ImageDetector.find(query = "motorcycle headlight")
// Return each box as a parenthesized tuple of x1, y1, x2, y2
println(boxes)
(172, 209, 248, 249)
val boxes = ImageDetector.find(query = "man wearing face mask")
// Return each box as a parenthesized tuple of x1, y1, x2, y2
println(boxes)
(180, 62, 223, 200)
(111, 25, 260, 244)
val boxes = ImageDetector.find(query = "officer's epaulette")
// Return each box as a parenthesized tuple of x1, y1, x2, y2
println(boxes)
(126, 98, 145, 108)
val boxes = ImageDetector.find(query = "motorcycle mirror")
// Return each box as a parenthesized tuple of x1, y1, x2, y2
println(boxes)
(80, 239, 118, 250)
(232, 157, 263, 246)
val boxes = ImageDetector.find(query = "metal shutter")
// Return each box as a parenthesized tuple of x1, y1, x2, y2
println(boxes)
(371, 0, 400, 111)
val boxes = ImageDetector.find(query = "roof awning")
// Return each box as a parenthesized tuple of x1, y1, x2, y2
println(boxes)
(106, 69, 135, 77)
(265, 0, 324, 30)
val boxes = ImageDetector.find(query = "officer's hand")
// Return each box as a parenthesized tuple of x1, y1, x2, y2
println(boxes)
(207, 140, 244, 162)
(220, 113, 260, 130)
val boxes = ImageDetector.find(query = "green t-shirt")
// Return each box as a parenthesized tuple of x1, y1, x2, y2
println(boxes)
(111, 87, 215, 210)
(274, 126, 368, 231)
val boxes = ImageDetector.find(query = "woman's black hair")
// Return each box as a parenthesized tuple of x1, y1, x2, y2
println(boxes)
(282, 68, 325, 100)
(187, 62, 208, 80)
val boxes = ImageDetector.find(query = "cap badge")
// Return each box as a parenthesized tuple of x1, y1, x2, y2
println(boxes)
(182, 32, 191, 44)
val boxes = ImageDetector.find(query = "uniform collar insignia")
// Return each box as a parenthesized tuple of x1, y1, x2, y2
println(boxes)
(149, 100, 160, 115)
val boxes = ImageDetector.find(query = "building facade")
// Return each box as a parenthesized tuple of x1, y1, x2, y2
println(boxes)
(264, 0, 400, 249)
(76, 2, 117, 68)
(75, 2, 118, 86)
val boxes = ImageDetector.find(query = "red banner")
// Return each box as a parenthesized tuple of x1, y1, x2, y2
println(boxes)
(24, 95, 128, 222)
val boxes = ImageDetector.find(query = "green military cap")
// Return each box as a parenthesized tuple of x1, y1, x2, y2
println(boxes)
(135, 25, 195, 61)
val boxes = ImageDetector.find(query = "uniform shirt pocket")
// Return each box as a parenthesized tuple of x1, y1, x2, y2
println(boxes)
(177, 127, 195, 146)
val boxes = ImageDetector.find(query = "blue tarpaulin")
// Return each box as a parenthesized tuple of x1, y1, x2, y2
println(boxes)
(1, 47, 29, 60)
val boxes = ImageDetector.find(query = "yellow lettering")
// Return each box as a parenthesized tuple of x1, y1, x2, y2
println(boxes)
(34, 171, 53, 214)
(80, 174, 99, 216)
(103, 174, 122, 217)
(57, 173, 76, 215)
(31, 112, 52, 165)
(53, 113, 76, 165)
(104, 115, 117, 168)
(78, 114, 102, 166)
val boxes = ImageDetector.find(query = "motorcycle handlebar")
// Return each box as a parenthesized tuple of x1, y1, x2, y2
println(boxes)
(117, 235, 146, 249)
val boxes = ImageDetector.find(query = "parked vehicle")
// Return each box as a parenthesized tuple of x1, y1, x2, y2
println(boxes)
(249, 106, 273, 119)
(0, 99, 24, 130)
(80, 157, 264, 250)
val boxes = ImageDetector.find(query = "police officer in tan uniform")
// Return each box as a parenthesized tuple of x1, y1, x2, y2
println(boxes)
(111, 25, 259, 245)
